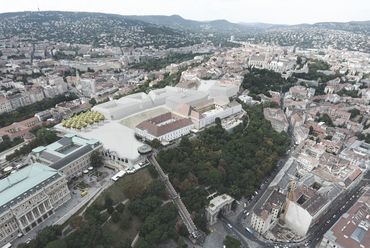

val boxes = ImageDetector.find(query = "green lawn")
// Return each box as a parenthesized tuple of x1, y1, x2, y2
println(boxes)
(95, 168, 154, 206)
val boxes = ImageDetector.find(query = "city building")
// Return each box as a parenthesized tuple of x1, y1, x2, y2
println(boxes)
(263, 108, 289, 133)
(340, 140, 370, 170)
(0, 117, 42, 141)
(251, 189, 285, 234)
(284, 180, 342, 237)
(0, 163, 70, 246)
(319, 187, 370, 248)
(31, 134, 102, 180)
(135, 112, 193, 144)
(0, 96, 13, 114)
(174, 97, 242, 130)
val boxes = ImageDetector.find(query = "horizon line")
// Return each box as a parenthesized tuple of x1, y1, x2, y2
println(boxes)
(0, 10, 369, 26)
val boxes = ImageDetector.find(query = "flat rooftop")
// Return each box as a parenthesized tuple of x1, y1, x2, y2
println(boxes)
(32, 134, 101, 169)
(120, 106, 170, 129)
(55, 120, 143, 161)
(207, 194, 233, 213)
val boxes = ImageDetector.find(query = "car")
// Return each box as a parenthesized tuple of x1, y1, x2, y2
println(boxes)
(26, 238, 32, 244)
(333, 214, 337, 218)
(326, 220, 330, 224)
(246, 212, 250, 216)
(17, 232, 23, 238)
(227, 223, 233, 229)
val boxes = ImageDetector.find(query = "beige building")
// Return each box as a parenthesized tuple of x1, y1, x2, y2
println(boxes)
(251, 189, 285, 234)
(0, 96, 13, 114)
(0, 163, 70, 246)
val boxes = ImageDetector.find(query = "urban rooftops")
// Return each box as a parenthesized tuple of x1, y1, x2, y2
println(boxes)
(31, 134, 101, 170)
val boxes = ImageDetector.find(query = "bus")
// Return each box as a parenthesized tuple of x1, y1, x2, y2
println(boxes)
(2, 243, 12, 248)
(245, 227, 253, 234)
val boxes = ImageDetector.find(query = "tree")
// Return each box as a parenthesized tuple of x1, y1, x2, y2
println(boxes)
(107, 206, 115, 214)
(215, 117, 221, 126)
(33, 225, 62, 247)
(223, 235, 241, 248)
(89, 98, 97, 106)
(309, 126, 314, 135)
(116, 202, 125, 213)
(91, 150, 103, 168)
(348, 108, 361, 119)
(149, 138, 162, 149)
(119, 211, 131, 230)
(104, 194, 113, 209)
(135, 238, 151, 248)
(177, 237, 188, 248)
(45, 240, 67, 248)
(296, 56, 302, 65)
(111, 211, 120, 223)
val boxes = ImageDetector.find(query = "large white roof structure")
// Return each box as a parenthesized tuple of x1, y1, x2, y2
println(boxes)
(93, 86, 209, 120)
(58, 84, 241, 166)
(197, 80, 239, 98)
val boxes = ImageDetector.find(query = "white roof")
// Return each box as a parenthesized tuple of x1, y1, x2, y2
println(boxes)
(55, 121, 143, 161)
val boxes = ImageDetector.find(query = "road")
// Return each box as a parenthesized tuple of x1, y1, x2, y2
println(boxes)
(220, 217, 250, 248)
(225, 170, 369, 248)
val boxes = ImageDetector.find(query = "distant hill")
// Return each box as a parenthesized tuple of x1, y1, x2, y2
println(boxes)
(0, 11, 369, 49)
(310, 21, 370, 35)
(126, 15, 370, 35)
(125, 15, 264, 33)
(0, 11, 202, 48)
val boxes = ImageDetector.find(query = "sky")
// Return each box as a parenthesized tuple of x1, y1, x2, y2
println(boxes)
(0, 0, 369, 25)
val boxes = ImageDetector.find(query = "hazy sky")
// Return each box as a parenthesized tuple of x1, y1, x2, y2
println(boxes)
(1, 0, 369, 24)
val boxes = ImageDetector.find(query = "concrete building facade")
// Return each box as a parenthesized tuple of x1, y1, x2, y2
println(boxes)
(0, 164, 70, 246)
(206, 194, 234, 225)
(251, 189, 285, 234)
